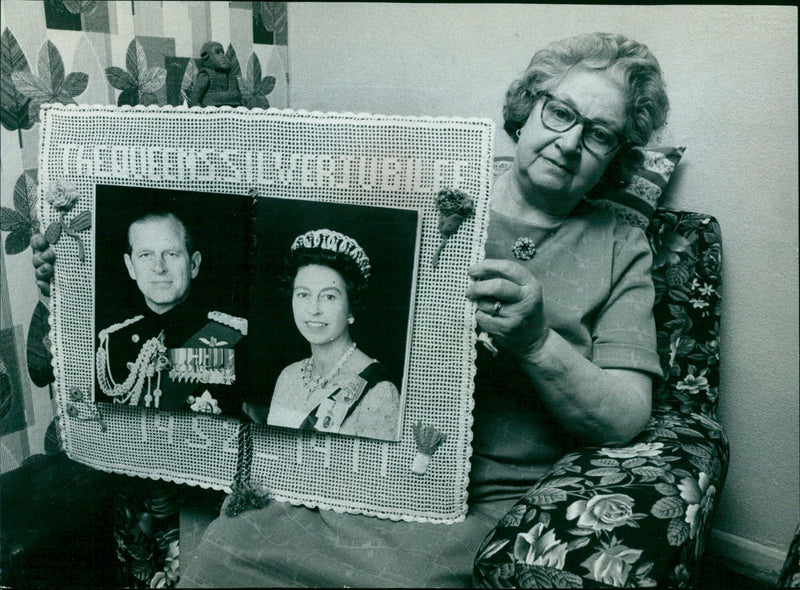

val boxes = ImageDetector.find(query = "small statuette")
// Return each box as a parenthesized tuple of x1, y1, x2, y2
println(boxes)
(512, 237, 537, 261)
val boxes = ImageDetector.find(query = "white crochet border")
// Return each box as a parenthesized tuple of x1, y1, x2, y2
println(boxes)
(40, 104, 493, 524)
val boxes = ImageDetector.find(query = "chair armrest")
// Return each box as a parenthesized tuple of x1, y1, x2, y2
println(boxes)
(473, 407, 729, 588)
(112, 477, 183, 587)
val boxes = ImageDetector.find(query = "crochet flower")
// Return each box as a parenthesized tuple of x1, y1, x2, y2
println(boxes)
(188, 390, 221, 415)
(432, 188, 474, 267)
(43, 179, 91, 262)
(46, 179, 79, 211)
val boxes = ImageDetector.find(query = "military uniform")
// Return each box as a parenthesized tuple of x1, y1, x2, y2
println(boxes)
(96, 297, 247, 415)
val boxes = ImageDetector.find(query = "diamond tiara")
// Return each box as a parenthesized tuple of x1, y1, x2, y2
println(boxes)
(290, 229, 371, 280)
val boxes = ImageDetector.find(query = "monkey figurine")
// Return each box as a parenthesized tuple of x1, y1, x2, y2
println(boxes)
(190, 42, 242, 107)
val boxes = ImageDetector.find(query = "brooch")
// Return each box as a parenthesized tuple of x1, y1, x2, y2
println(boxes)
(512, 237, 537, 261)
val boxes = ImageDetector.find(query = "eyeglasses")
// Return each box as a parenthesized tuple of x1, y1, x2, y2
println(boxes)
(536, 92, 626, 157)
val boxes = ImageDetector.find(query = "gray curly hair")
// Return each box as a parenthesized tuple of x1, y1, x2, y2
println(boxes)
(503, 32, 669, 148)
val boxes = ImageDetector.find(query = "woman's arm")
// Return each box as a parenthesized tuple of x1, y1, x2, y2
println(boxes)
(467, 258, 652, 446)
(516, 328, 651, 445)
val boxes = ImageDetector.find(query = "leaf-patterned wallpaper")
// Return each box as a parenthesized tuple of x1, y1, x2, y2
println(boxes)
(0, 0, 289, 471)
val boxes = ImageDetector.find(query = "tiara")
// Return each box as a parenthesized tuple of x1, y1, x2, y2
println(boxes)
(290, 229, 371, 280)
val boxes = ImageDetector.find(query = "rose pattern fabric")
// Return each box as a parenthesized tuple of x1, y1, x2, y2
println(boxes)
(514, 523, 569, 569)
(111, 478, 182, 588)
(566, 494, 641, 533)
(474, 210, 729, 588)
(580, 537, 649, 587)
(778, 525, 800, 588)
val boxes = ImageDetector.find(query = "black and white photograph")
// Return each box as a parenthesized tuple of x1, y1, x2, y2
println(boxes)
(244, 197, 421, 442)
(2, 3, 797, 590)
(93, 185, 253, 417)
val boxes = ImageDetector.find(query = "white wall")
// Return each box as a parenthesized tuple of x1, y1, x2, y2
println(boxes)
(288, 3, 799, 578)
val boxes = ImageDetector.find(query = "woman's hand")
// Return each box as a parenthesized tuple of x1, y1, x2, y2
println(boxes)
(466, 259, 550, 358)
(31, 234, 55, 297)
(467, 257, 652, 445)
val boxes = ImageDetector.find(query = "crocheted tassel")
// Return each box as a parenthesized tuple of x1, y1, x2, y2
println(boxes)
(224, 481, 271, 517)
(411, 421, 447, 474)
(224, 420, 271, 516)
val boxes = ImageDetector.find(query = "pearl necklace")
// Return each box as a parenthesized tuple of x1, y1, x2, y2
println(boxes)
(301, 342, 357, 393)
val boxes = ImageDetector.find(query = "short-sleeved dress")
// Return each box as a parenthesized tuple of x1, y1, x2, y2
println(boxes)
(178, 190, 662, 588)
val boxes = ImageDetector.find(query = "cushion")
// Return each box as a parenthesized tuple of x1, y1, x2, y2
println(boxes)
(493, 146, 685, 229)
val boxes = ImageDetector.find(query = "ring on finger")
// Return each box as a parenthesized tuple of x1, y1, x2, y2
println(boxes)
(490, 300, 502, 317)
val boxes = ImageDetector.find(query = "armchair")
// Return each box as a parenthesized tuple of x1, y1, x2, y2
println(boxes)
(473, 209, 728, 587)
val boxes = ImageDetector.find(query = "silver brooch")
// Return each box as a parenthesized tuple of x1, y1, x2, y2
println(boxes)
(512, 237, 537, 261)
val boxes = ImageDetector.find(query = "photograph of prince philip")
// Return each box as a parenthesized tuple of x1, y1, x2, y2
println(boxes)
(93, 185, 253, 417)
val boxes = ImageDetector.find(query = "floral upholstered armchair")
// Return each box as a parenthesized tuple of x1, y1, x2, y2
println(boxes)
(473, 209, 728, 588)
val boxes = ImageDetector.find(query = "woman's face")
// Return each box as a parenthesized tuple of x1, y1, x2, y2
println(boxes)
(292, 264, 352, 346)
(513, 68, 627, 216)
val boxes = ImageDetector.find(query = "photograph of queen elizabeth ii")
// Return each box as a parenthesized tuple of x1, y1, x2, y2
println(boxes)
(244, 197, 421, 442)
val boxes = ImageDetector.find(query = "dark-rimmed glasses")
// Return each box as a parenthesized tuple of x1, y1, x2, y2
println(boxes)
(536, 92, 626, 157)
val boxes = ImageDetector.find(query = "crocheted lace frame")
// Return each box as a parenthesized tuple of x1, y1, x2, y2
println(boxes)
(40, 104, 493, 524)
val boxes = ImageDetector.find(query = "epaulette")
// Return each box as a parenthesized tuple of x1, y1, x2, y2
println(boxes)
(207, 311, 248, 336)
(97, 315, 145, 342)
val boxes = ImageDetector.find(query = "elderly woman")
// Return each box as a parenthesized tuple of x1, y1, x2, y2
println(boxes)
(33, 31, 668, 588)
(176, 32, 667, 588)
(464, 32, 667, 506)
